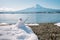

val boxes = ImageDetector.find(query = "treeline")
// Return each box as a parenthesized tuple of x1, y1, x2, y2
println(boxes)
(0, 11, 60, 14)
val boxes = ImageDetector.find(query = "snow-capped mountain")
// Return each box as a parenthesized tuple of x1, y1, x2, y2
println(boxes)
(18, 4, 60, 12)
(0, 4, 60, 13)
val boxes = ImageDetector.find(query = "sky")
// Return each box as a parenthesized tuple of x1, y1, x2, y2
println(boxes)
(0, 0, 60, 11)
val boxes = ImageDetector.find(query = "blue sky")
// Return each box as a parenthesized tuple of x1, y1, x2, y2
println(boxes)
(0, 0, 60, 11)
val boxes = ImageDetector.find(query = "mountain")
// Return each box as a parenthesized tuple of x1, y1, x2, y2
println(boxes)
(18, 4, 60, 13)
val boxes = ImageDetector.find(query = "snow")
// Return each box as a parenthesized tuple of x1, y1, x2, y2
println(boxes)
(25, 24, 39, 26)
(0, 23, 9, 26)
(0, 18, 38, 40)
(54, 23, 60, 26)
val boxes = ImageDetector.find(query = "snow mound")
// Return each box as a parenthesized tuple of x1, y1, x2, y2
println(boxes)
(0, 25, 38, 40)
(54, 23, 60, 26)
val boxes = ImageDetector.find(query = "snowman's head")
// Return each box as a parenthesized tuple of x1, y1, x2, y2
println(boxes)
(19, 18, 22, 21)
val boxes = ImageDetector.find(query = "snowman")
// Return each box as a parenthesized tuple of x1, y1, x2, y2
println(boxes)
(15, 18, 33, 34)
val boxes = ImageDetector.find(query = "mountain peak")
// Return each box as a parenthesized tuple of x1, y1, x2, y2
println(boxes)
(35, 4, 43, 8)
(36, 4, 40, 7)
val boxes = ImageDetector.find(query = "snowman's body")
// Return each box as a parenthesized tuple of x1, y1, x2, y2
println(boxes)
(16, 18, 34, 34)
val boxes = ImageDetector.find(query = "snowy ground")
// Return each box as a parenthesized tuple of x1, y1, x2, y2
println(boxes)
(54, 23, 60, 26)
(0, 25, 38, 40)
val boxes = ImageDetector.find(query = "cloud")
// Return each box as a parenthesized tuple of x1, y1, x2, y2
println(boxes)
(0, 7, 17, 12)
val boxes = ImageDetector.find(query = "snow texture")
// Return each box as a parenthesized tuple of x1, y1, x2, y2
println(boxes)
(0, 19, 38, 40)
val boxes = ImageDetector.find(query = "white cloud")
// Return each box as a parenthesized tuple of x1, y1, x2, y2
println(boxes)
(0, 7, 18, 12)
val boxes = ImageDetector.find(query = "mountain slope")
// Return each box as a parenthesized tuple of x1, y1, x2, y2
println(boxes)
(18, 4, 60, 12)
